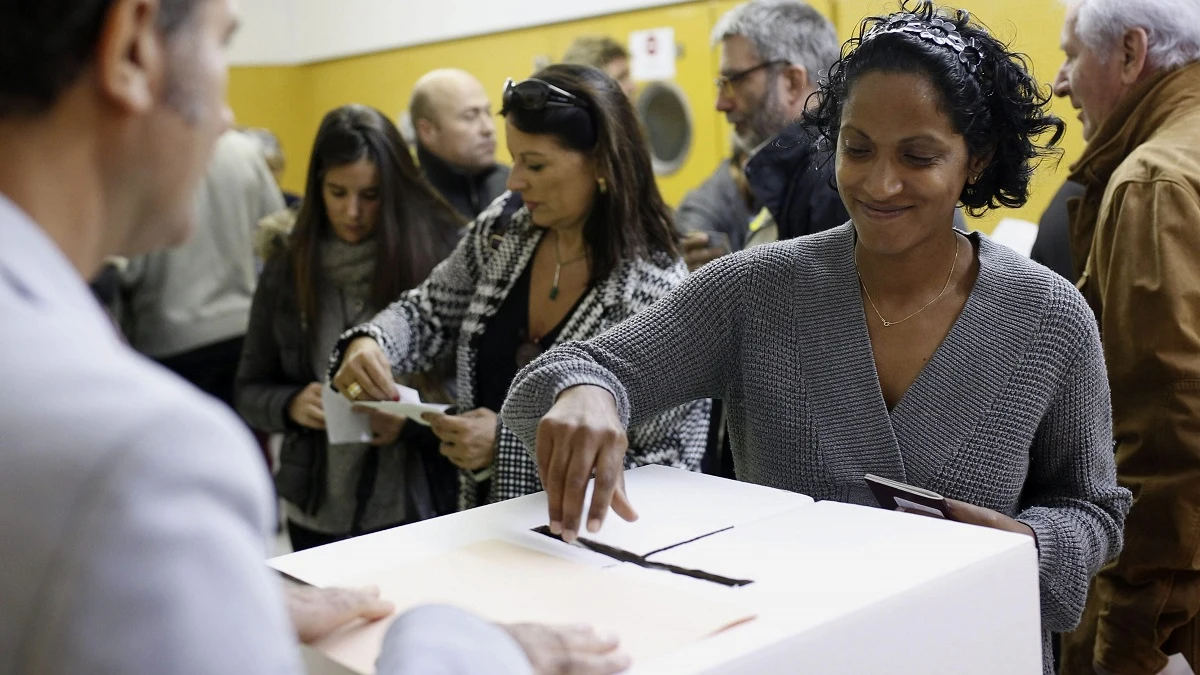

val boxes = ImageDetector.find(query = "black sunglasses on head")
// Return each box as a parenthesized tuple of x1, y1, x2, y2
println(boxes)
(501, 77, 587, 114)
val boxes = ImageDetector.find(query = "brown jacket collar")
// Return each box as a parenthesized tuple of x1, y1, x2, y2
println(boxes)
(1069, 61, 1200, 189)
(1066, 61, 1200, 282)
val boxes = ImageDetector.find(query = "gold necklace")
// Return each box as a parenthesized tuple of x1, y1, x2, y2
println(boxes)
(550, 230, 587, 301)
(856, 235, 960, 327)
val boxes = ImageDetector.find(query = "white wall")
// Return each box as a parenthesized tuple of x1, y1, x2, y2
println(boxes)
(228, 0, 298, 66)
(229, 0, 690, 66)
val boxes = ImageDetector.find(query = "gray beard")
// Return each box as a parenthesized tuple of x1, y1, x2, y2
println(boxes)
(735, 85, 792, 150)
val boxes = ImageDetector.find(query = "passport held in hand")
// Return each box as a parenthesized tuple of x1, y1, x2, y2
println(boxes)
(864, 474, 950, 519)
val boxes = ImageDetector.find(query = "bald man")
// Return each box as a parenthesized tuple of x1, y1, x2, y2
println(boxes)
(410, 69, 509, 220)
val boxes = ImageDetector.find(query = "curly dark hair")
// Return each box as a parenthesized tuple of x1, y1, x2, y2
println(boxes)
(802, 0, 1064, 216)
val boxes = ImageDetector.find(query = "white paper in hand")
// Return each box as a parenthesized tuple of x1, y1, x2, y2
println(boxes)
(354, 383, 450, 426)
(322, 383, 372, 444)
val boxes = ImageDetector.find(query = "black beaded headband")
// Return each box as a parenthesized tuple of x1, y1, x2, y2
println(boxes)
(862, 12, 985, 77)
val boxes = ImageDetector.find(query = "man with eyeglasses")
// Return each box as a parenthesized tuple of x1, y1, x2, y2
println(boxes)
(677, 1, 848, 478)
(678, 0, 847, 271)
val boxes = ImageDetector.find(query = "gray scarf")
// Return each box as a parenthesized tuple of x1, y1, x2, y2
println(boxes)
(312, 235, 378, 379)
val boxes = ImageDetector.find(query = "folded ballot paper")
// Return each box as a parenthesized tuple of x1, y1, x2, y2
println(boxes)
(308, 539, 756, 674)
(352, 384, 451, 425)
(322, 383, 451, 444)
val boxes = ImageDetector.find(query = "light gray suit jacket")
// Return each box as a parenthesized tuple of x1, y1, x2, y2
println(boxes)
(0, 194, 530, 674)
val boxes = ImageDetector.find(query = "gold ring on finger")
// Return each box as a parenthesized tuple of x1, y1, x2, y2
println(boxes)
(346, 382, 364, 400)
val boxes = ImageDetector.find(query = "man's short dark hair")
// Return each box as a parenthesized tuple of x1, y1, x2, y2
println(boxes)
(0, 0, 201, 117)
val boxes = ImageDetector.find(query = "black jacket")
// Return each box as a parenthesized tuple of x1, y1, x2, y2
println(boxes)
(1031, 180, 1084, 281)
(744, 122, 849, 240)
(418, 145, 510, 221)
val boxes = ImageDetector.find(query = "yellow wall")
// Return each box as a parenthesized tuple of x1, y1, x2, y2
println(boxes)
(231, 2, 735, 205)
(227, 65, 309, 187)
(229, 0, 1075, 233)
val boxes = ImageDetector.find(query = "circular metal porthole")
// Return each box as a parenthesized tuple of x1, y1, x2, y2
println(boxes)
(636, 81, 692, 176)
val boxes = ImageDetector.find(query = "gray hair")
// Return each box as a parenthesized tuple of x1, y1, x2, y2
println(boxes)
(1069, 0, 1200, 71)
(711, 0, 840, 85)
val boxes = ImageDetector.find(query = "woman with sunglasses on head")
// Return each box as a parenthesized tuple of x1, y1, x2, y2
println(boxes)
(502, 3, 1130, 671)
(235, 105, 463, 550)
(330, 65, 710, 510)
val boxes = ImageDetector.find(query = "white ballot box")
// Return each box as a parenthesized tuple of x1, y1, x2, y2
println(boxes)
(270, 465, 1041, 675)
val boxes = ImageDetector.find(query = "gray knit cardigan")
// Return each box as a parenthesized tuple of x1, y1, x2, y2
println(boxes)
(503, 223, 1132, 675)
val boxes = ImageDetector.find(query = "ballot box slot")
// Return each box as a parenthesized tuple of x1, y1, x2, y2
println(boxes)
(531, 525, 754, 588)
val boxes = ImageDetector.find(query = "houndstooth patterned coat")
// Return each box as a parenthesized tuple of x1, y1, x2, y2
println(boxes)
(331, 192, 710, 510)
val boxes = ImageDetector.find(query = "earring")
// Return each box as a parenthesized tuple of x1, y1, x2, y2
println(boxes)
(597, 177, 608, 194)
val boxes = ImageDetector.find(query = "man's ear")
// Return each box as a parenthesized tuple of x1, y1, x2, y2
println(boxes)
(415, 117, 438, 147)
(782, 63, 811, 107)
(1119, 27, 1150, 85)
(94, 0, 164, 114)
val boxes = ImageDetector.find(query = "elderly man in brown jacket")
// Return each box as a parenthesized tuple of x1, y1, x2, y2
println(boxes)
(1054, 1, 1200, 674)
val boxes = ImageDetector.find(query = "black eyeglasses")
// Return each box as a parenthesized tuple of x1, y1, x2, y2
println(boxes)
(501, 77, 586, 115)
(714, 60, 789, 96)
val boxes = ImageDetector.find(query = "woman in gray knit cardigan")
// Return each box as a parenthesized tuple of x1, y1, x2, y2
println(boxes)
(502, 3, 1131, 673)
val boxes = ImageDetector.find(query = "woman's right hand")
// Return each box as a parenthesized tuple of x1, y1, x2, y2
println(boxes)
(535, 385, 637, 543)
(333, 337, 397, 402)
(288, 382, 326, 430)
